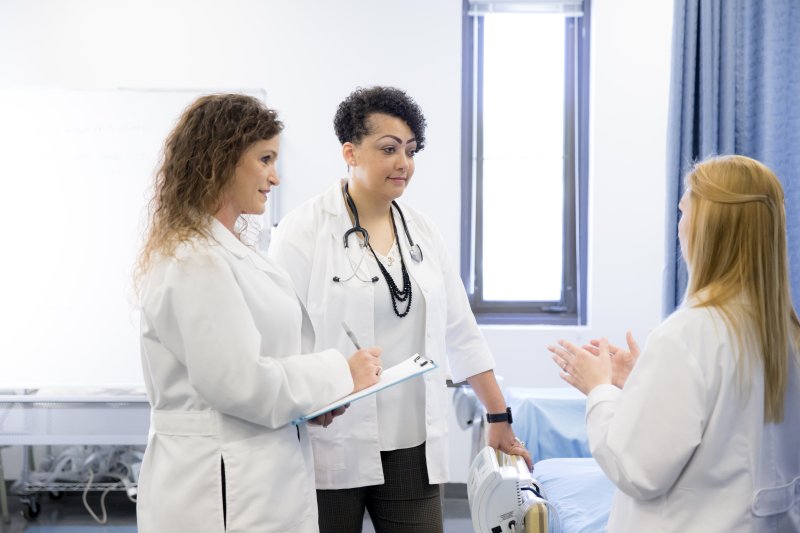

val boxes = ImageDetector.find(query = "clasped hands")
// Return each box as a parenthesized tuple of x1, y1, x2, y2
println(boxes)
(547, 331, 640, 395)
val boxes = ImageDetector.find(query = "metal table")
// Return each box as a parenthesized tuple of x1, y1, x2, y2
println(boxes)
(0, 388, 149, 522)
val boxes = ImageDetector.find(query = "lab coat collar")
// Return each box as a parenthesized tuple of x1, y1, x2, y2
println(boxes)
(321, 180, 347, 216)
(320, 182, 354, 250)
(208, 217, 279, 276)
(208, 217, 256, 260)
(680, 289, 750, 311)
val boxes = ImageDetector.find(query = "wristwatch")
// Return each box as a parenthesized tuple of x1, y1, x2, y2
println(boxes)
(486, 407, 513, 424)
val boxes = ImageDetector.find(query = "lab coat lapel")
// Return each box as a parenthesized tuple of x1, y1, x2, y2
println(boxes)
(209, 219, 291, 289)
(322, 181, 352, 247)
(209, 218, 316, 350)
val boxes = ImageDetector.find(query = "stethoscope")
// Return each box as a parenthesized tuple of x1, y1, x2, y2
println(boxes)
(332, 182, 423, 283)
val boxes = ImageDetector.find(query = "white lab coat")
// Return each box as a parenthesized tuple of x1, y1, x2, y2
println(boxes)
(268, 181, 495, 489)
(586, 303, 800, 532)
(137, 219, 354, 533)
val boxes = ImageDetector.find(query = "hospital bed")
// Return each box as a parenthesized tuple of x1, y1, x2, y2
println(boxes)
(533, 457, 615, 532)
(505, 387, 591, 461)
(507, 387, 614, 532)
(459, 386, 615, 532)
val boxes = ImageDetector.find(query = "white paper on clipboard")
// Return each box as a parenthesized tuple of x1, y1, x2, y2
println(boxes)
(292, 353, 437, 425)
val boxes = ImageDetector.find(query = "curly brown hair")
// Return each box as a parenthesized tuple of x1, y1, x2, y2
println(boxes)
(135, 94, 283, 290)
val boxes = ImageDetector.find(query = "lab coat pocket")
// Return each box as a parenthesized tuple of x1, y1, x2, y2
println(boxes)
(137, 434, 224, 533)
(309, 425, 346, 471)
(221, 430, 315, 532)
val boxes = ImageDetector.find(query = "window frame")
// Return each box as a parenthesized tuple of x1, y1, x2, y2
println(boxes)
(460, 1, 590, 325)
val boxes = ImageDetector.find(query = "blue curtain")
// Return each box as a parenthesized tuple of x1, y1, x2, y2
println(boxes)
(665, 0, 800, 314)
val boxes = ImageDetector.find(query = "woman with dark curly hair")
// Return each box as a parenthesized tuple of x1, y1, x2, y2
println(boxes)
(135, 93, 381, 533)
(269, 86, 530, 532)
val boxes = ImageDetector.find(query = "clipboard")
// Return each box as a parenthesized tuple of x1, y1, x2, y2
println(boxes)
(293, 354, 437, 425)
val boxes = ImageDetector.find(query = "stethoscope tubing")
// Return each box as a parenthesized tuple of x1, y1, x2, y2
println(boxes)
(334, 183, 423, 284)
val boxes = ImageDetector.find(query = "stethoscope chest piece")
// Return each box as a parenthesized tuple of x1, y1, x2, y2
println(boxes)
(409, 243, 423, 263)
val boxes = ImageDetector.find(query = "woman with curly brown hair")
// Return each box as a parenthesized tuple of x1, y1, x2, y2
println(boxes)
(135, 93, 382, 533)
(269, 86, 530, 533)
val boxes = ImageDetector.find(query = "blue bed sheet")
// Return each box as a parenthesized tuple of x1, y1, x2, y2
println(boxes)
(535, 457, 615, 533)
(505, 387, 591, 461)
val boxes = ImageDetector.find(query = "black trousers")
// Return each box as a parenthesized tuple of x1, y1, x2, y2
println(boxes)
(316, 442, 443, 533)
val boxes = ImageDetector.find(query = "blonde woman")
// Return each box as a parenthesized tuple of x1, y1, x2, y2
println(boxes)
(135, 94, 382, 533)
(549, 155, 800, 532)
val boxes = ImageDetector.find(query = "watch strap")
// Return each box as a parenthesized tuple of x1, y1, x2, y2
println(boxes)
(486, 407, 513, 424)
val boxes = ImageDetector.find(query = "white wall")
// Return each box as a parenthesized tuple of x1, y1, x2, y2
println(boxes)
(0, 0, 674, 483)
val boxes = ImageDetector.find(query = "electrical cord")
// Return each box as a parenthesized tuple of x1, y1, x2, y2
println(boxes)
(81, 469, 111, 524)
(81, 470, 139, 524)
(29, 445, 141, 524)
(522, 485, 542, 498)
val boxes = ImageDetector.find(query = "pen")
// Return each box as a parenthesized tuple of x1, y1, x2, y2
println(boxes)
(341, 321, 362, 350)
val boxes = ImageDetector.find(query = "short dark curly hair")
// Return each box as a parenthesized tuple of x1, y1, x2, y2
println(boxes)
(333, 86, 427, 152)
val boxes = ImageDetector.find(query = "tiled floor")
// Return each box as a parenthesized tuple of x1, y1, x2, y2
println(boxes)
(1, 484, 474, 533)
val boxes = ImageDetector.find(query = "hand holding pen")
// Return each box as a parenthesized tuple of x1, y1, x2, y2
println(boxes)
(342, 322, 383, 393)
(309, 324, 383, 428)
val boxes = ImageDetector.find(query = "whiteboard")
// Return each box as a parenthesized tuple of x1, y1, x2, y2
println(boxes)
(0, 88, 273, 387)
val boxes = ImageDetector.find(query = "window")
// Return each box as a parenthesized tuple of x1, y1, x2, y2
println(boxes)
(461, 0, 589, 324)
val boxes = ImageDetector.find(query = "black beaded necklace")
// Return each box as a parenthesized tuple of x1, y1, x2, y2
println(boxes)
(367, 209, 412, 318)
(343, 184, 412, 318)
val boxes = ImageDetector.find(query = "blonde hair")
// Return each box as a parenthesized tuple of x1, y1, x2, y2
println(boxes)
(684, 155, 800, 422)
(134, 94, 282, 291)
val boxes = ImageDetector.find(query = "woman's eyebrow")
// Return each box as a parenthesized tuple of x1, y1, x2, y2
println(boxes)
(376, 134, 416, 145)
